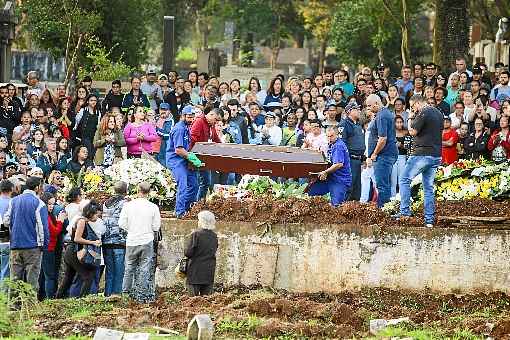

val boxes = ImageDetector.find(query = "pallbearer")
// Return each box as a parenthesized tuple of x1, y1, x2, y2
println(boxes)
(166, 105, 204, 218)
(308, 126, 352, 206)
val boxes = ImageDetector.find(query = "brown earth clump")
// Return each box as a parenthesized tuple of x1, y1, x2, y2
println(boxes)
(189, 196, 510, 229)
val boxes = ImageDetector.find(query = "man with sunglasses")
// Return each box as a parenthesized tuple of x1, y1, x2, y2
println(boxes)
(424, 62, 437, 87)
(397, 95, 443, 228)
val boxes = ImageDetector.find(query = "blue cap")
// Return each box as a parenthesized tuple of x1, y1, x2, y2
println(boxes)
(159, 102, 170, 110)
(182, 105, 194, 115)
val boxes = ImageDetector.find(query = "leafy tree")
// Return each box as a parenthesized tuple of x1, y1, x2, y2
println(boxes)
(77, 37, 133, 81)
(298, 0, 337, 73)
(21, 0, 102, 87)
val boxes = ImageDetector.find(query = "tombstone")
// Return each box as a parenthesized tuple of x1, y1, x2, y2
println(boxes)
(93, 327, 124, 340)
(122, 333, 150, 340)
(186, 314, 214, 340)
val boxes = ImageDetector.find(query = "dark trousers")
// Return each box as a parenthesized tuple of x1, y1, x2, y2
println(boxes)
(348, 158, 362, 201)
(56, 246, 96, 298)
(187, 283, 213, 296)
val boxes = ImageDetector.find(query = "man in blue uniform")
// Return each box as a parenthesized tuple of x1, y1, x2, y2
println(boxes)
(166, 106, 203, 218)
(308, 126, 352, 206)
(340, 102, 365, 201)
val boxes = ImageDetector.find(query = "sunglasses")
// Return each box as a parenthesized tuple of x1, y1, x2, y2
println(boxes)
(19, 162, 28, 166)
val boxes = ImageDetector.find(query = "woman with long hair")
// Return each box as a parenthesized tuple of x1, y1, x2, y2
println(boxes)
(263, 77, 284, 110)
(123, 104, 158, 158)
(386, 85, 399, 110)
(301, 91, 313, 112)
(73, 94, 101, 158)
(71, 86, 89, 115)
(391, 116, 412, 197)
(56, 201, 102, 298)
(57, 97, 73, 139)
(24, 93, 40, 112)
(66, 145, 94, 174)
(56, 136, 71, 161)
(39, 88, 57, 112)
(93, 114, 125, 167)
(28, 128, 45, 160)
(40, 192, 66, 299)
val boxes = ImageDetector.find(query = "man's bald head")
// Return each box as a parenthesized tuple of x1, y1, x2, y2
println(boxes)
(365, 94, 383, 114)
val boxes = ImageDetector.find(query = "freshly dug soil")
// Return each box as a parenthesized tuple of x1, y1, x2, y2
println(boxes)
(188, 196, 510, 228)
(34, 286, 510, 339)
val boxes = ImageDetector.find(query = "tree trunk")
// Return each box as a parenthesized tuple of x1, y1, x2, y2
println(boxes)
(318, 40, 327, 74)
(293, 31, 305, 48)
(64, 33, 84, 91)
(433, 0, 470, 72)
(401, 24, 410, 66)
(401, 0, 410, 66)
(232, 25, 240, 65)
(271, 43, 280, 70)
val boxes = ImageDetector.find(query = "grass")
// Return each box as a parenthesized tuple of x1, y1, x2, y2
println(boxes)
(373, 325, 483, 339)
(36, 295, 116, 320)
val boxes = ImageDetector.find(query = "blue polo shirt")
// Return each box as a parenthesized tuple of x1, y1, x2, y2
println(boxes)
(327, 138, 352, 186)
(367, 107, 398, 158)
(166, 121, 191, 169)
(340, 117, 365, 156)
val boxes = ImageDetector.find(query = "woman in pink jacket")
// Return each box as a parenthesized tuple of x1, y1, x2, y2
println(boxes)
(123, 104, 158, 158)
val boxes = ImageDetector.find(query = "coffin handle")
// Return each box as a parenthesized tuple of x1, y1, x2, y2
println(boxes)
(259, 169, 273, 174)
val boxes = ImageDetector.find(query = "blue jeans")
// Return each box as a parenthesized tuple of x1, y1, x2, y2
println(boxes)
(308, 179, 350, 206)
(103, 248, 125, 296)
(41, 250, 58, 298)
(391, 154, 408, 197)
(348, 159, 362, 201)
(0, 243, 9, 281)
(171, 164, 199, 217)
(399, 156, 441, 224)
(373, 155, 397, 207)
(196, 170, 211, 201)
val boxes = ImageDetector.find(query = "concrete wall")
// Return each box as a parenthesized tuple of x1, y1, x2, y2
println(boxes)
(157, 219, 510, 294)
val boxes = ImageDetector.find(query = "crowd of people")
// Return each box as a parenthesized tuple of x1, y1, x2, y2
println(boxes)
(0, 57, 509, 300)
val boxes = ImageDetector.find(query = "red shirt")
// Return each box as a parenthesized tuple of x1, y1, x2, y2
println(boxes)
(442, 128, 459, 164)
(47, 217, 63, 252)
(488, 129, 510, 159)
(190, 116, 221, 150)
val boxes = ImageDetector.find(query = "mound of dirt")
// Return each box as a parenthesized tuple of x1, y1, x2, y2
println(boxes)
(188, 196, 510, 229)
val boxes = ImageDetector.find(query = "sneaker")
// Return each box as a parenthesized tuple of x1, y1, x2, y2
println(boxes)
(392, 213, 412, 220)
(425, 223, 434, 228)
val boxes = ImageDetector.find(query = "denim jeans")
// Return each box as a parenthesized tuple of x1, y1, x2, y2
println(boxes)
(399, 156, 442, 224)
(347, 159, 362, 201)
(0, 243, 9, 281)
(391, 154, 408, 198)
(123, 242, 154, 300)
(196, 170, 211, 201)
(103, 248, 125, 296)
(41, 250, 58, 298)
(360, 166, 375, 203)
(373, 155, 397, 207)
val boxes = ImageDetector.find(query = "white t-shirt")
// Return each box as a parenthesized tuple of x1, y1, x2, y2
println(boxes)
(119, 197, 161, 247)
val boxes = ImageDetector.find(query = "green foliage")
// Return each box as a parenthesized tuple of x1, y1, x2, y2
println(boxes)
(21, 0, 102, 57)
(176, 47, 197, 63)
(77, 37, 134, 81)
(330, 0, 429, 66)
(0, 279, 38, 337)
(216, 315, 263, 334)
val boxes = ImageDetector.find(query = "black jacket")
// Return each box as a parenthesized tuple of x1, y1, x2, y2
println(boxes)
(102, 90, 124, 113)
(184, 228, 218, 285)
(464, 131, 490, 160)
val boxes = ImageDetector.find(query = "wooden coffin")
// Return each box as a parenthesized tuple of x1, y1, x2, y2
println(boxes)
(191, 142, 329, 178)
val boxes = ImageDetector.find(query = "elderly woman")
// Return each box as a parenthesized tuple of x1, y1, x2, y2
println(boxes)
(184, 210, 218, 296)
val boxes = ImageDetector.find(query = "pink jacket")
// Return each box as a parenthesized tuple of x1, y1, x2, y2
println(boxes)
(123, 122, 158, 156)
